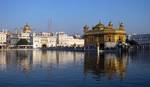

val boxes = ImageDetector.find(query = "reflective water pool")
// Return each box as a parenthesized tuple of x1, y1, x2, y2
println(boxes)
(0, 49, 150, 87)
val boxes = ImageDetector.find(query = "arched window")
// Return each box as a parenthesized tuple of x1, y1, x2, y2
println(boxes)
(109, 38, 111, 42)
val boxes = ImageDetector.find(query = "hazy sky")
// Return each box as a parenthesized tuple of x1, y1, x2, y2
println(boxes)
(0, 0, 150, 34)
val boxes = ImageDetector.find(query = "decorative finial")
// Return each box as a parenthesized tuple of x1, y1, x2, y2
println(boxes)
(120, 22, 123, 26)
(119, 22, 125, 30)
(84, 25, 89, 29)
(108, 21, 113, 26)
(83, 24, 89, 33)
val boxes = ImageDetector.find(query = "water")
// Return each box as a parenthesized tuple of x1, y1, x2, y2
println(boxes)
(0, 49, 150, 87)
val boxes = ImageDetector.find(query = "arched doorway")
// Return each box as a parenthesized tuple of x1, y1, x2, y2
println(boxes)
(100, 44, 104, 50)
(42, 44, 47, 48)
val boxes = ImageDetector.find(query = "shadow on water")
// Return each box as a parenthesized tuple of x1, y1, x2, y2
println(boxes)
(84, 51, 129, 80)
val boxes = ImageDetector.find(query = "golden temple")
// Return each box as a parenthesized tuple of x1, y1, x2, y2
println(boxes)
(83, 21, 126, 49)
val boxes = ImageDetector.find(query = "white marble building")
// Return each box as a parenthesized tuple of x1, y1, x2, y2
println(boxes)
(4, 24, 84, 48)
(0, 30, 8, 48)
(0, 31, 7, 44)
(56, 32, 84, 47)
(32, 32, 57, 48)
(10, 33, 18, 45)
(32, 32, 84, 48)
(130, 34, 150, 45)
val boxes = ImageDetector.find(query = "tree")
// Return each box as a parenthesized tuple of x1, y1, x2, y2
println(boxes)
(16, 39, 29, 45)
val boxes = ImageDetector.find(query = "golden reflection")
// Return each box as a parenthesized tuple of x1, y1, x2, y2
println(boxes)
(16, 50, 32, 74)
(84, 52, 128, 80)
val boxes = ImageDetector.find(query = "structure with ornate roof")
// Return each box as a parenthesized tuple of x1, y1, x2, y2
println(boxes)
(83, 21, 126, 50)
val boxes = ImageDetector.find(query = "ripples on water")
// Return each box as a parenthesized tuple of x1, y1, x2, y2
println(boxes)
(0, 49, 150, 87)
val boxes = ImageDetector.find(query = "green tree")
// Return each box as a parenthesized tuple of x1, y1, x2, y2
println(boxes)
(16, 39, 29, 45)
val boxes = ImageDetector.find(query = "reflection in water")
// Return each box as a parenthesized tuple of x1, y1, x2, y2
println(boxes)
(0, 50, 129, 80)
(32, 50, 84, 68)
(0, 51, 6, 71)
(0, 50, 84, 74)
(84, 52, 129, 80)
(6, 50, 33, 74)
(0, 49, 150, 87)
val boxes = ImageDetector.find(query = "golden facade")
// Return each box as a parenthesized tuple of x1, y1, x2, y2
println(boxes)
(83, 21, 126, 49)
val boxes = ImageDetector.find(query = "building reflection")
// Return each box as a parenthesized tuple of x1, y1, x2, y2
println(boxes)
(6, 50, 32, 73)
(0, 50, 84, 74)
(0, 49, 129, 80)
(84, 52, 128, 80)
(32, 50, 84, 68)
(0, 51, 6, 71)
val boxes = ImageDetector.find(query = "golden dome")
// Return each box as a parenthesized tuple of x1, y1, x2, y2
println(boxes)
(95, 22, 105, 28)
(83, 25, 89, 29)
(119, 22, 125, 30)
(108, 21, 113, 26)
(23, 24, 31, 33)
(93, 22, 105, 30)
(108, 21, 113, 29)
(83, 25, 89, 32)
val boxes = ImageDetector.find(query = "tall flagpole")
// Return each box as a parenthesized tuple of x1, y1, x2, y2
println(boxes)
(48, 17, 52, 33)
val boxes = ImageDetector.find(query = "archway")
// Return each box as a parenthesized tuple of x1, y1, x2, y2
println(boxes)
(100, 44, 104, 50)
(42, 44, 47, 48)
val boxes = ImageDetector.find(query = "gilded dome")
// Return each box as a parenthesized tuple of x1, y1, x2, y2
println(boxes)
(23, 24, 31, 33)
(83, 25, 89, 29)
(108, 21, 113, 26)
(83, 25, 89, 32)
(95, 22, 105, 28)
(92, 22, 105, 31)
(119, 22, 125, 30)
(107, 21, 113, 29)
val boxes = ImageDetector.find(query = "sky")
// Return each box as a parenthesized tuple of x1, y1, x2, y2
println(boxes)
(0, 0, 150, 34)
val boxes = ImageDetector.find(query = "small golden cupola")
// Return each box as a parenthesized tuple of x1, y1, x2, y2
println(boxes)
(23, 24, 31, 33)
(119, 22, 125, 30)
(108, 21, 113, 29)
(83, 25, 89, 33)
(94, 22, 105, 30)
